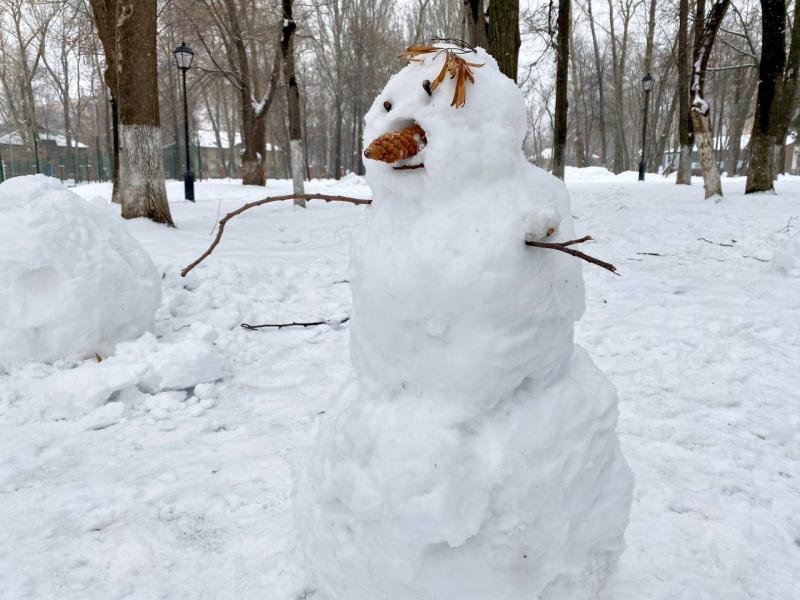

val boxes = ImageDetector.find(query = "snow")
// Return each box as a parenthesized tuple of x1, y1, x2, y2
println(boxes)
(773, 224, 800, 275)
(298, 47, 632, 599)
(0, 172, 798, 599)
(0, 176, 161, 371)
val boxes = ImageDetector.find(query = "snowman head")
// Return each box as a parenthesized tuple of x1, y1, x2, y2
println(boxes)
(363, 43, 527, 197)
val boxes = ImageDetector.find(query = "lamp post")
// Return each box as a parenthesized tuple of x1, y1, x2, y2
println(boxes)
(174, 41, 195, 202)
(638, 73, 654, 181)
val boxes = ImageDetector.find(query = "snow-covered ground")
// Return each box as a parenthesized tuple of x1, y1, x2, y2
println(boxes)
(1, 171, 798, 599)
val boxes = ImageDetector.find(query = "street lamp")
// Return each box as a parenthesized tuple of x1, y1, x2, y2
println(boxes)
(639, 72, 654, 182)
(174, 41, 195, 202)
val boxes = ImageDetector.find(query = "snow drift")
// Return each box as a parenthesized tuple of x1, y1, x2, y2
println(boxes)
(296, 46, 634, 599)
(0, 175, 161, 371)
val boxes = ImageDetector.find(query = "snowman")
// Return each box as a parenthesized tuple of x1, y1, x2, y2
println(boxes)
(295, 43, 633, 600)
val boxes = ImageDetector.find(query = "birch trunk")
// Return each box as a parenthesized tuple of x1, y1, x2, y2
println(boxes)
(676, 0, 692, 184)
(690, 111, 723, 197)
(282, 0, 306, 205)
(690, 0, 730, 199)
(115, 0, 173, 225)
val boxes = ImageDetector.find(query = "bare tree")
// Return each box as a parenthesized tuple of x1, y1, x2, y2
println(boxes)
(746, 0, 787, 193)
(465, 0, 489, 48)
(581, 0, 608, 166)
(690, 0, 730, 199)
(90, 0, 174, 225)
(772, 2, 800, 174)
(282, 0, 305, 205)
(676, 0, 692, 184)
(487, 0, 520, 80)
(553, 0, 570, 179)
(0, 0, 56, 171)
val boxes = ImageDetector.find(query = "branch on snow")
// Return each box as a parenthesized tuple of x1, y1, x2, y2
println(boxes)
(241, 317, 350, 331)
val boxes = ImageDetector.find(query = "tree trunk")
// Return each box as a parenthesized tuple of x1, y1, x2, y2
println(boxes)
(690, 112, 722, 197)
(333, 96, 343, 178)
(654, 85, 679, 170)
(112, 0, 173, 225)
(552, 0, 570, 179)
(772, 1, 800, 175)
(585, 0, 607, 166)
(690, 0, 730, 198)
(220, 0, 265, 186)
(89, 0, 121, 200)
(746, 0, 787, 193)
(569, 23, 586, 167)
(607, 0, 626, 173)
(282, 0, 306, 206)
(487, 0, 520, 81)
(676, 0, 692, 184)
(465, 0, 489, 48)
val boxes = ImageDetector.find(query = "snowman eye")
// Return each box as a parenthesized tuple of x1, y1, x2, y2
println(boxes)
(383, 101, 392, 111)
(422, 80, 432, 97)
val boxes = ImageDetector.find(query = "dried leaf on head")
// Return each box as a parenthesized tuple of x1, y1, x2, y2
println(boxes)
(397, 42, 483, 108)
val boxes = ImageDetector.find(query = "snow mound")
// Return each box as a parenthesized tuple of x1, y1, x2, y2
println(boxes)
(297, 46, 633, 599)
(0, 176, 161, 371)
(774, 228, 800, 275)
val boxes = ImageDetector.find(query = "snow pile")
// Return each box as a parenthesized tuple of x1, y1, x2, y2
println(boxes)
(297, 47, 633, 599)
(0, 176, 160, 371)
(773, 227, 800, 275)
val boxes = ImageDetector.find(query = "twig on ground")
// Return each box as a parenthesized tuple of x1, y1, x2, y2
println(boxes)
(526, 236, 619, 275)
(698, 237, 735, 247)
(637, 252, 662, 256)
(241, 317, 350, 331)
(777, 216, 796, 234)
(181, 194, 372, 276)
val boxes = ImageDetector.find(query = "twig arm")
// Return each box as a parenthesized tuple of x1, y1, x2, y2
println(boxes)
(181, 194, 372, 277)
(526, 237, 619, 275)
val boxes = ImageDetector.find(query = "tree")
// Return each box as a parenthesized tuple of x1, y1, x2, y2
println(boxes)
(0, 0, 55, 172)
(607, 0, 636, 173)
(582, 0, 607, 167)
(689, 0, 730, 199)
(189, 0, 281, 186)
(465, 0, 489, 48)
(282, 0, 306, 206)
(487, 0, 521, 81)
(552, 0, 570, 179)
(676, 0, 692, 184)
(746, 0, 787, 193)
(90, 0, 174, 225)
(772, 2, 800, 174)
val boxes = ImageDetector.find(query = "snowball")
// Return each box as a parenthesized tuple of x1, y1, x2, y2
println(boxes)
(297, 46, 633, 599)
(114, 333, 230, 393)
(0, 176, 161, 371)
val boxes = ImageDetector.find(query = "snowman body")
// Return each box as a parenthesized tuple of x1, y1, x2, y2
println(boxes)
(296, 47, 633, 600)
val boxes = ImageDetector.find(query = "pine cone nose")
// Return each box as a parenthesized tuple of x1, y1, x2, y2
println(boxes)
(364, 124, 427, 163)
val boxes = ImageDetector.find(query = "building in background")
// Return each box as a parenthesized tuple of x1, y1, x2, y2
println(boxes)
(0, 130, 92, 181)
(162, 130, 283, 180)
